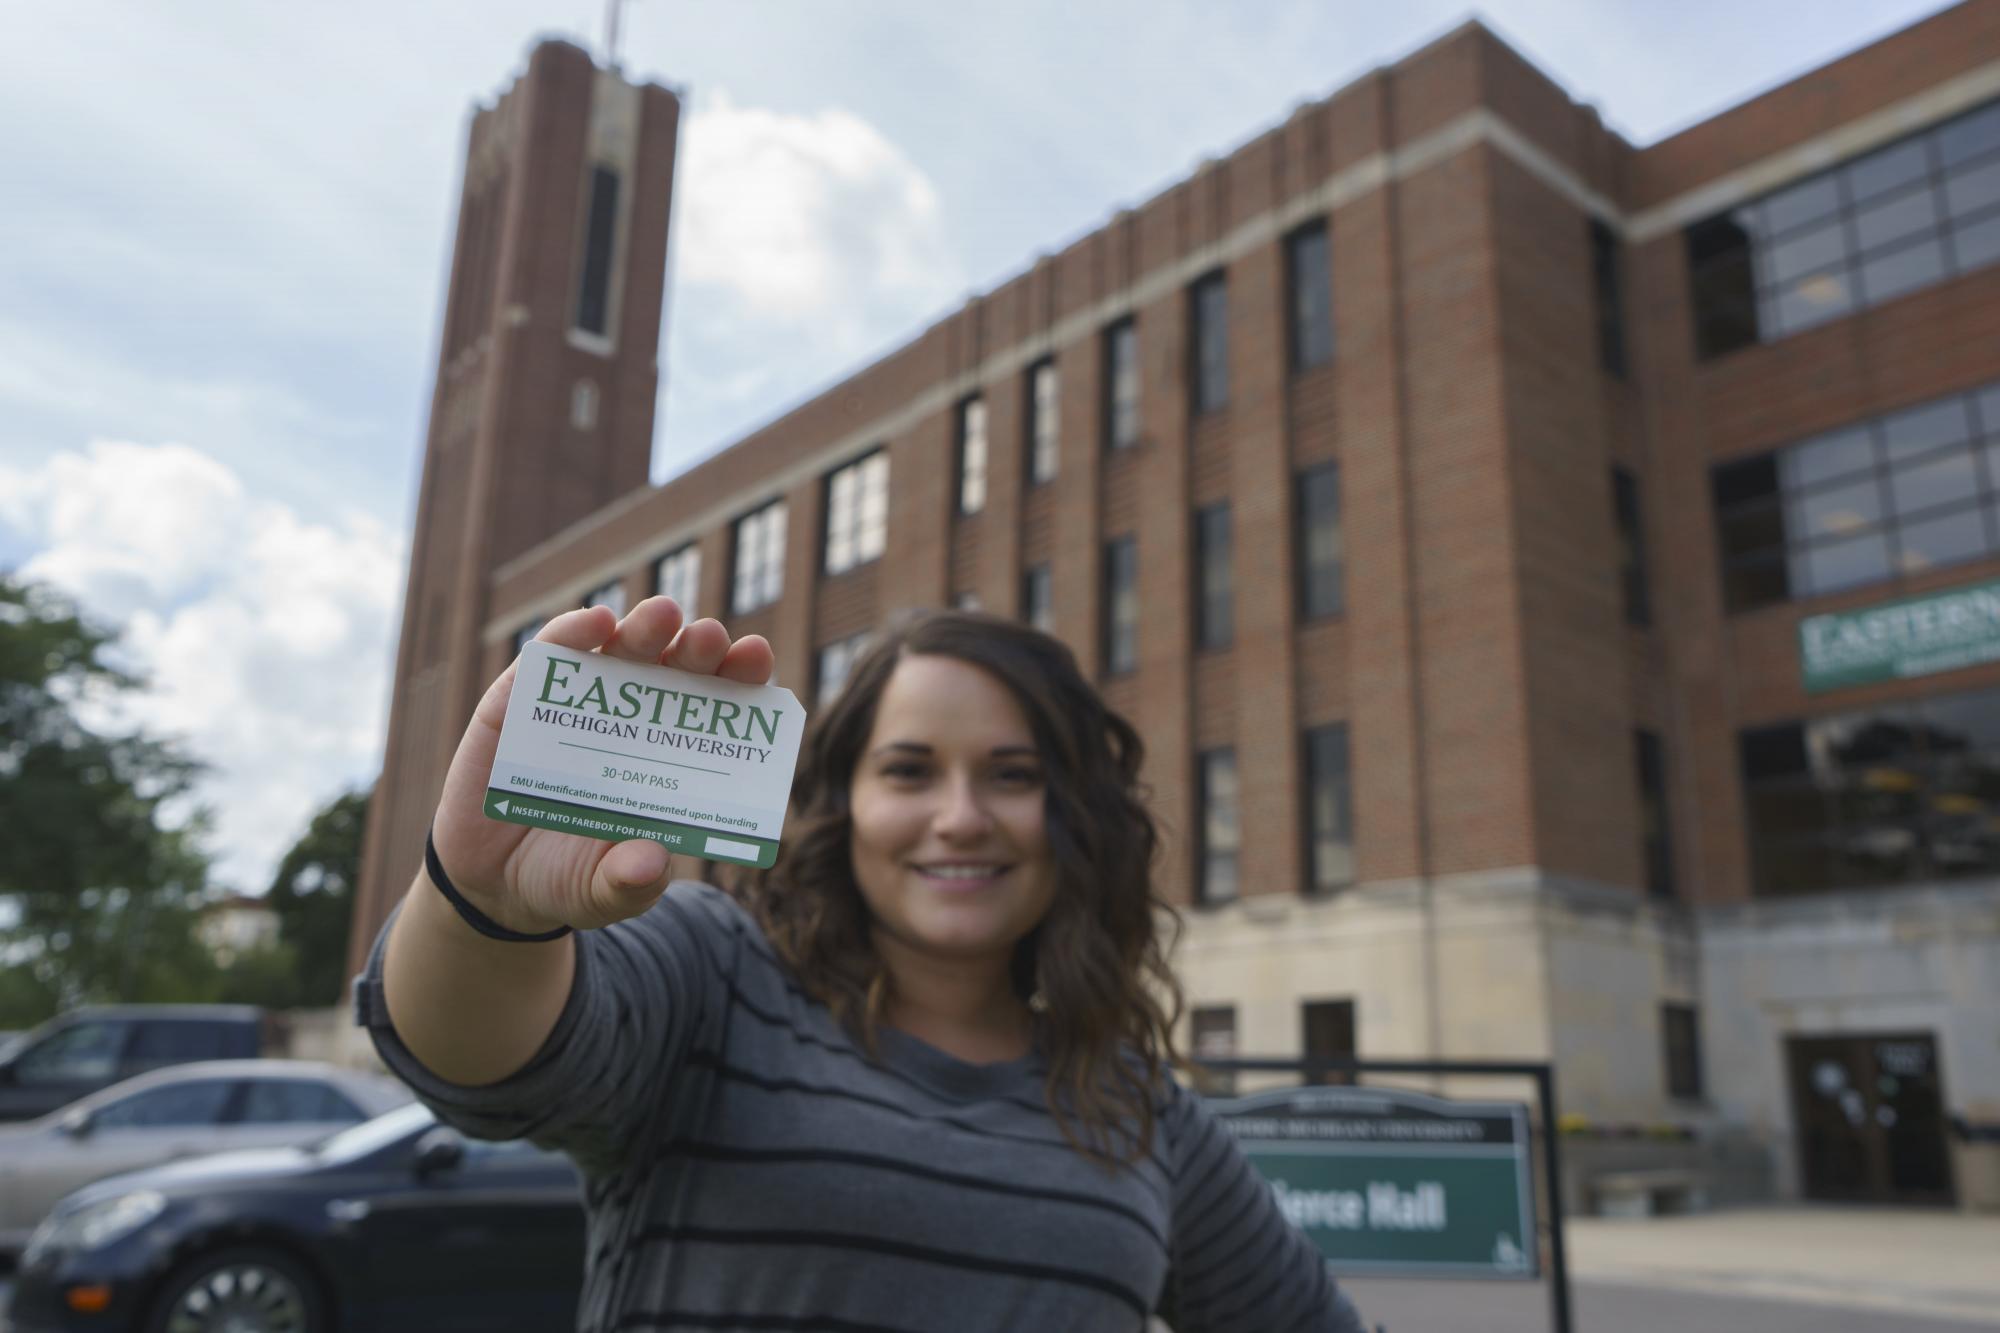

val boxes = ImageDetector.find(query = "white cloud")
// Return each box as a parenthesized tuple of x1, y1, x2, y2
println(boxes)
(1, 441, 403, 894)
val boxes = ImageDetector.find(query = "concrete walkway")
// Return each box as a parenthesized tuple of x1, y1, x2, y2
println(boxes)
(1565, 1206, 2000, 1325)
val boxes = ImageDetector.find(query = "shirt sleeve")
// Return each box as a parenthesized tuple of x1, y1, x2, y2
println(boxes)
(352, 879, 739, 1179)
(1161, 1084, 1370, 1333)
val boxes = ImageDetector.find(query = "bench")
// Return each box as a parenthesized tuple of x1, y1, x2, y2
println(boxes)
(1590, 1168, 1704, 1217)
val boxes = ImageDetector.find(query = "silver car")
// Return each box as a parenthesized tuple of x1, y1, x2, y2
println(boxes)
(0, 1058, 411, 1255)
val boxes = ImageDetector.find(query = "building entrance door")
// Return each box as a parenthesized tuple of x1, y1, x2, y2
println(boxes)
(1785, 1032, 1954, 1205)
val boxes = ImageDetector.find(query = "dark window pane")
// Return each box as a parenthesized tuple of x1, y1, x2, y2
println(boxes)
(1298, 465, 1344, 618)
(1747, 782, 1831, 837)
(1743, 724, 1809, 780)
(1894, 503, 1989, 574)
(1662, 1003, 1704, 1100)
(1857, 237, 1947, 304)
(1021, 564, 1054, 634)
(1799, 532, 1893, 596)
(1763, 174, 1841, 233)
(1591, 217, 1626, 377)
(95, 1080, 235, 1129)
(1305, 724, 1354, 894)
(1190, 1007, 1238, 1096)
(1636, 729, 1675, 898)
(1981, 386, 2000, 435)
(1302, 999, 1357, 1086)
(1789, 476, 1885, 543)
(1881, 399, 1973, 460)
(1687, 209, 1758, 263)
(1198, 749, 1239, 905)
(1714, 454, 1782, 509)
(1196, 504, 1232, 650)
(1772, 268, 1857, 332)
(1763, 220, 1848, 285)
(1944, 157, 2000, 220)
(1938, 102, 2000, 168)
(128, 1020, 234, 1063)
(1687, 230, 1760, 359)
(1852, 185, 1941, 253)
(1192, 273, 1229, 413)
(573, 166, 620, 337)
(1613, 466, 1650, 626)
(1288, 222, 1335, 371)
(1104, 537, 1139, 673)
(1784, 425, 1877, 489)
(239, 1081, 361, 1124)
(1919, 686, 2000, 754)
(1888, 447, 1979, 517)
(1843, 138, 1931, 204)
(1953, 212, 2000, 270)
(1724, 553, 1792, 611)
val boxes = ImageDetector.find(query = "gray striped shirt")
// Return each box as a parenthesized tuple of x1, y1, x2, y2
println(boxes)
(358, 881, 1365, 1332)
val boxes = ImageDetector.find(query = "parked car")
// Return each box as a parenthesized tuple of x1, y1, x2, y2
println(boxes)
(0, 1005, 280, 1123)
(6, 1102, 585, 1332)
(0, 1059, 411, 1257)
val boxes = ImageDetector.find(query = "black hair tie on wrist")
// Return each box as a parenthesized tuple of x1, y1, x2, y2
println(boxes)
(425, 827, 573, 943)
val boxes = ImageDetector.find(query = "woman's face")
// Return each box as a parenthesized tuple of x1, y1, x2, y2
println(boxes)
(848, 653, 1057, 974)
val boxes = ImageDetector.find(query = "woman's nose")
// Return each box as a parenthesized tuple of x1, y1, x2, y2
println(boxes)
(932, 773, 995, 837)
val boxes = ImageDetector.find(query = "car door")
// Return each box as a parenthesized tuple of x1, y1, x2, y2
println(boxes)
(0, 1020, 132, 1120)
(31, 1078, 241, 1218)
(355, 1133, 586, 1331)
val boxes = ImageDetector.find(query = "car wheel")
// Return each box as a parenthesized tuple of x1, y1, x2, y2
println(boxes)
(143, 1244, 326, 1333)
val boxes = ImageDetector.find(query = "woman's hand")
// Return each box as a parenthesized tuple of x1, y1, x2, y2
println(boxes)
(428, 596, 774, 932)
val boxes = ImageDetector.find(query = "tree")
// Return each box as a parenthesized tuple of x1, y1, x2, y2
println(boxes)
(0, 575, 221, 1028)
(239, 785, 370, 1009)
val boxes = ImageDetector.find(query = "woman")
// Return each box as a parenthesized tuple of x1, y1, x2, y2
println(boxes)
(360, 597, 1369, 1331)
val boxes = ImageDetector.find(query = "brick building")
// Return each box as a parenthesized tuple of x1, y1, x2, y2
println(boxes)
(352, 5, 2000, 1207)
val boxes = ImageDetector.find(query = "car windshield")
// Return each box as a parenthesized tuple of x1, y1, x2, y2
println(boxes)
(309, 1100, 435, 1160)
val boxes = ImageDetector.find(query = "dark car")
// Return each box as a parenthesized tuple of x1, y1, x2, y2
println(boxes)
(6, 1102, 585, 1333)
(0, 1006, 275, 1123)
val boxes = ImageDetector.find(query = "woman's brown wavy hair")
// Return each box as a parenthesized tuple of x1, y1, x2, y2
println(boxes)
(737, 608, 1184, 1167)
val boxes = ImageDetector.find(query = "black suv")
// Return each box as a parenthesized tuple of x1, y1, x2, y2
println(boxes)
(0, 1007, 272, 1123)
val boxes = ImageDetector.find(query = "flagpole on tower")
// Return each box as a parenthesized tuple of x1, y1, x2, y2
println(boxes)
(604, 0, 627, 68)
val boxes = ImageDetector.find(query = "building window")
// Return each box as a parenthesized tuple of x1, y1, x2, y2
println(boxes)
(571, 379, 599, 430)
(1685, 98, 2000, 359)
(731, 500, 787, 614)
(825, 451, 889, 575)
(1636, 729, 1676, 899)
(1304, 723, 1355, 894)
(953, 591, 982, 612)
(1613, 465, 1652, 628)
(1104, 318, 1139, 450)
(584, 578, 626, 617)
(1022, 563, 1054, 634)
(1287, 219, 1334, 372)
(956, 397, 988, 516)
(1302, 998, 1356, 1086)
(1027, 359, 1059, 485)
(1194, 503, 1232, 651)
(1712, 380, 2000, 613)
(1196, 748, 1239, 906)
(1739, 683, 2000, 897)
(1191, 1005, 1238, 1097)
(573, 164, 621, 338)
(1591, 217, 1628, 378)
(511, 619, 544, 655)
(817, 632, 872, 705)
(1103, 536, 1138, 674)
(653, 544, 700, 620)
(1190, 271, 1228, 414)
(1297, 463, 1345, 619)
(1662, 1003, 1704, 1101)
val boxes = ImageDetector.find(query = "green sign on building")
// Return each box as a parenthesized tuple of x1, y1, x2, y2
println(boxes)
(1213, 1085, 1538, 1279)
(1800, 579, 2000, 694)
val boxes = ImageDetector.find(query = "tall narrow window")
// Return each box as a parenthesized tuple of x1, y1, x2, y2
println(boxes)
(653, 544, 701, 620)
(1302, 999, 1357, 1086)
(511, 619, 545, 655)
(1195, 503, 1232, 650)
(1591, 217, 1628, 378)
(584, 578, 626, 617)
(732, 500, 788, 614)
(1662, 1002, 1704, 1101)
(1196, 748, 1240, 906)
(1287, 220, 1334, 371)
(1191, 1005, 1239, 1097)
(1613, 465, 1652, 628)
(817, 632, 872, 705)
(1304, 723, 1355, 894)
(825, 451, 889, 574)
(1297, 463, 1345, 619)
(1021, 563, 1054, 634)
(1190, 271, 1229, 414)
(570, 379, 599, 430)
(1027, 359, 1059, 485)
(1103, 536, 1138, 674)
(1104, 318, 1139, 450)
(573, 165, 621, 337)
(958, 397, 988, 514)
(1636, 728, 1676, 899)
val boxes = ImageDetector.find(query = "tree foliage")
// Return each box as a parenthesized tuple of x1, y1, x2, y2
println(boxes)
(229, 785, 370, 1009)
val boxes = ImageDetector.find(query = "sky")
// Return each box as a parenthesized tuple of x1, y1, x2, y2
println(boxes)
(0, 0, 1956, 896)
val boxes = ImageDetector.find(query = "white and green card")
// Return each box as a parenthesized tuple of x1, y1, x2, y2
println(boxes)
(486, 641, 806, 868)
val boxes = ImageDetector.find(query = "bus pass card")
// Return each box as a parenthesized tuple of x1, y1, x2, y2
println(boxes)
(486, 640, 806, 868)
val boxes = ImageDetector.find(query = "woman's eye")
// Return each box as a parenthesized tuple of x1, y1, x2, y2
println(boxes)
(997, 768, 1044, 786)
(882, 762, 928, 780)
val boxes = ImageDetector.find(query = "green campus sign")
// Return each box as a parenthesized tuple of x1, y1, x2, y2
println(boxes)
(1800, 579, 2000, 694)
(1212, 1085, 1538, 1279)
